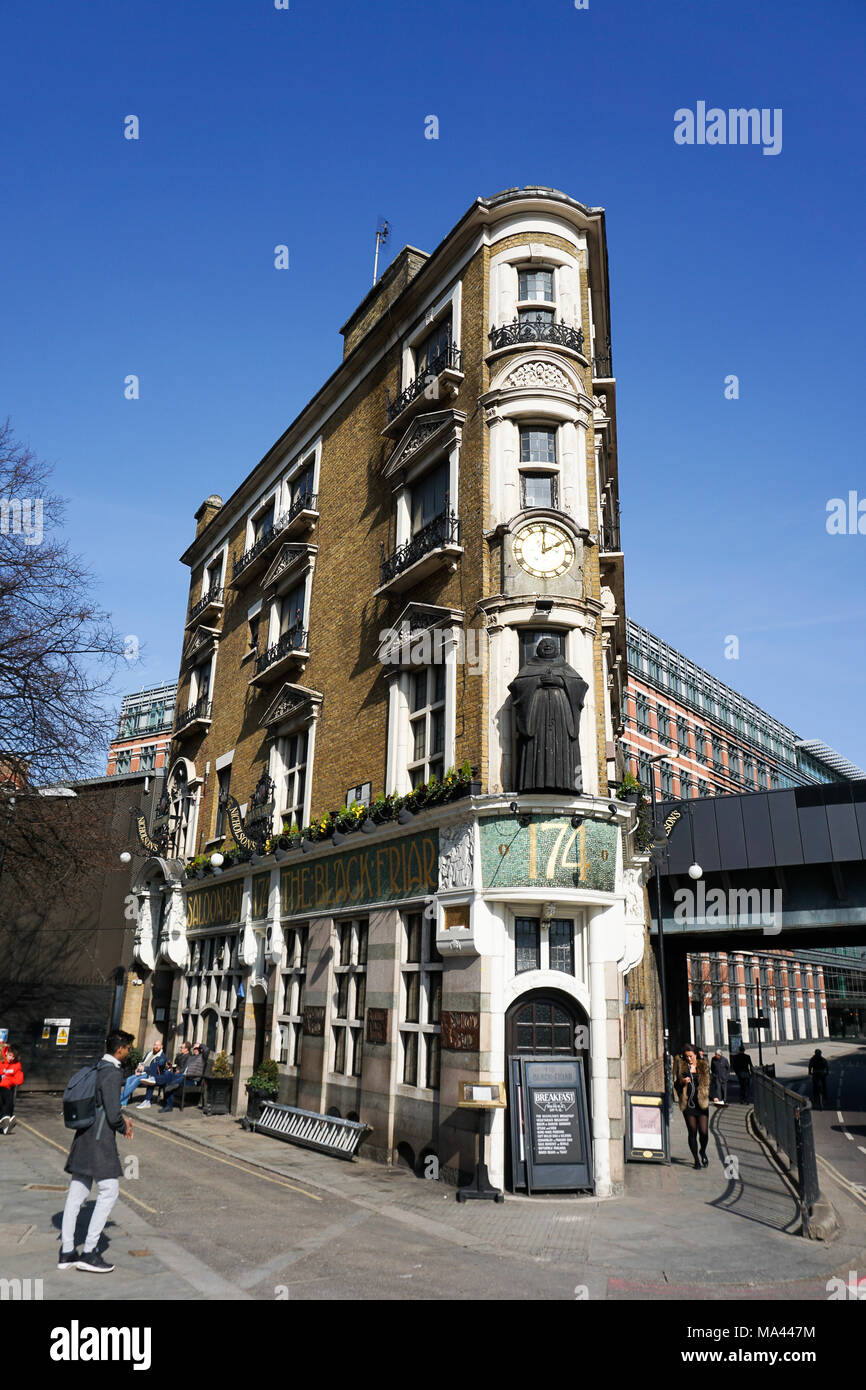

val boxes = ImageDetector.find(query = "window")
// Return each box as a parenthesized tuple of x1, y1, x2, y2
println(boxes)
(289, 462, 314, 507)
(675, 716, 689, 752)
(400, 911, 443, 1090)
(215, 767, 231, 840)
(518, 629, 565, 666)
(137, 745, 155, 774)
(549, 919, 575, 974)
(659, 760, 674, 797)
(205, 555, 223, 593)
(192, 659, 211, 707)
(247, 611, 261, 654)
(712, 738, 724, 771)
(516, 917, 541, 973)
(656, 704, 670, 744)
(415, 318, 452, 377)
(635, 693, 652, 736)
(278, 926, 307, 1067)
(114, 748, 131, 774)
(520, 471, 558, 510)
(182, 932, 241, 1055)
(410, 460, 448, 535)
(332, 918, 367, 1077)
(694, 726, 707, 764)
(408, 665, 445, 787)
(279, 730, 307, 826)
(252, 502, 275, 544)
(519, 427, 556, 465)
(278, 581, 305, 640)
(518, 267, 555, 325)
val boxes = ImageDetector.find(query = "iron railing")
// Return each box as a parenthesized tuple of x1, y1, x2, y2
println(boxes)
(598, 518, 621, 552)
(175, 696, 212, 732)
(752, 1070, 821, 1234)
(592, 345, 613, 377)
(232, 492, 318, 580)
(379, 506, 461, 586)
(488, 318, 585, 354)
(188, 584, 224, 623)
(386, 343, 463, 423)
(254, 624, 309, 676)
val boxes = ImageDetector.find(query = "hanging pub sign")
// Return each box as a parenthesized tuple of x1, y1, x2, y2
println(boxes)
(625, 1092, 670, 1164)
(508, 1055, 593, 1194)
(131, 809, 166, 857)
(222, 766, 275, 852)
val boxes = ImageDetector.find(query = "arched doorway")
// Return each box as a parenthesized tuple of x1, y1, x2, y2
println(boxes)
(504, 989, 591, 1192)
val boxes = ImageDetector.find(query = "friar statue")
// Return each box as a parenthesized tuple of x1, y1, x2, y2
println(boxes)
(507, 637, 589, 794)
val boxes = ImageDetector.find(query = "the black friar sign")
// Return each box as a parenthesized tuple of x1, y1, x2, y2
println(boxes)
(507, 637, 589, 794)
(222, 765, 276, 851)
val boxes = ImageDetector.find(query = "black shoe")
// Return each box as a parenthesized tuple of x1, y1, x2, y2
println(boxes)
(57, 1248, 78, 1271)
(693, 1160, 702, 1170)
(77, 1250, 115, 1273)
(700, 1154, 709, 1168)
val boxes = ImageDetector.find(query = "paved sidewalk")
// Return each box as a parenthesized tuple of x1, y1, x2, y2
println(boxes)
(124, 1095, 866, 1298)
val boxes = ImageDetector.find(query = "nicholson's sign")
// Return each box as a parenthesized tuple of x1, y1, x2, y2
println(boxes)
(280, 829, 438, 916)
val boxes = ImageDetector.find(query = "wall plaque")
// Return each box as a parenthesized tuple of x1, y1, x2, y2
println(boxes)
(365, 1008, 389, 1045)
(441, 1010, 480, 1052)
(303, 1006, 325, 1037)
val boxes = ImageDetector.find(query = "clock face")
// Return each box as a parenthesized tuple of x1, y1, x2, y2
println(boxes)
(513, 521, 575, 578)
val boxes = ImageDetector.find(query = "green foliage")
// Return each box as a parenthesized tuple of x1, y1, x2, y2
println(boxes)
(126, 1046, 142, 1072)
(209, 1050, 232, 1078)
(246, 1058, 280, 1096)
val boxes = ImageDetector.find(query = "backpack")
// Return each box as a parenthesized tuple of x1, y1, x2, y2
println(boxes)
(62, 1061, 105, 1130)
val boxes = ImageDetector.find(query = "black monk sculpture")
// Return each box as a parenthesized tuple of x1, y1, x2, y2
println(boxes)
(508, 637, 589, 793)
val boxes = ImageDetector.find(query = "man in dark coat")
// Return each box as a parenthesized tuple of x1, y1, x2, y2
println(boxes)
(710, 1049, 731, 1105)
(730, 1047, 753, 1103)
(507, 637, 588, 793)
(59, 1030, 134, 1273)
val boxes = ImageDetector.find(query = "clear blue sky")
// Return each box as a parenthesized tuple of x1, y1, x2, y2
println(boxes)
(2, 0, 864, 765)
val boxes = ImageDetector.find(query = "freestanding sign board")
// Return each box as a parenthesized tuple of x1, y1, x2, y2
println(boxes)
(625, 1092, 670, 1164)
(508, 1056, 593, 1193)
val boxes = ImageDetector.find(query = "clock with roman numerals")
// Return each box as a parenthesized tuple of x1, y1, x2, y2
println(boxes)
(512, 521, 575, 579)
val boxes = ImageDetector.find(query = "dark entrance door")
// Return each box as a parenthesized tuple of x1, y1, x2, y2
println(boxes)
(504, 990, 590, 1191)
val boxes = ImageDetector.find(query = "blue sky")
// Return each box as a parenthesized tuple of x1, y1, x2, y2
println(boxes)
(1, 0, 864, 765)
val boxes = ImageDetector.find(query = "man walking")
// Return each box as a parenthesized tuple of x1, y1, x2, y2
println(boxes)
(731, 1047, 753, 1103)
(808, 1048, 830, 1110)
(59, 1030, 134, 1273)
(710, 1049, 730, 1105)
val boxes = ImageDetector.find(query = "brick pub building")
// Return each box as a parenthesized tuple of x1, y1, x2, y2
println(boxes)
(621, 620, 865, 1052)
(107, 681, 176, 778)
(128, 187, 660, 1195)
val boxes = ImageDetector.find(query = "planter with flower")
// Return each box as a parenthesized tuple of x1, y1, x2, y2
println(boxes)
(244, 1058, 280, 1123)
(202, 1050, 234, 1116)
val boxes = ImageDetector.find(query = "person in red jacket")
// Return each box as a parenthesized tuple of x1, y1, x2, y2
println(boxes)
(0, 1045, 23, 1133)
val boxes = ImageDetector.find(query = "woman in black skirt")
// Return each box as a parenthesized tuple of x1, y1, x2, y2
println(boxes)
(673, 1042, 711, 1169)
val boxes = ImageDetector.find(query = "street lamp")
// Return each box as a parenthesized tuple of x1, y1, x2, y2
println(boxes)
(119, 851, 132, 865)
(646, 753, 674, 1116)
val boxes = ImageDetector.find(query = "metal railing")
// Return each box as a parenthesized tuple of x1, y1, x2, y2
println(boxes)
(752, 1069, 821, 1235)
(254, 624, 308, 676)
(188, 584, 224, 623)
(386, 342, 463, 423)
(488, 318, 585, 354)
(232, 492, 318, 580)
(174, 696, 212, 732)
(248, 1100, 372, 1160)
(379, 506, 461, 586)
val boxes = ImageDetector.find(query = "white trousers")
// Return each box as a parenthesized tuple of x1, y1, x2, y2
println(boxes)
(61, 1177, 120, 1253)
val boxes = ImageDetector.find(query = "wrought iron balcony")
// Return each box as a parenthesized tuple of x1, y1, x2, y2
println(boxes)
(385, 343, 463, 427)
(188, 584, 224, 626)
(592, 344, 613, 378)
(378, 507, 462, 592)
(231, 492, 319, 586)
(598, 519, 621, 553)
(488, 318, 585, 354)
(174, 695, 212, 737)
(253, 624, 309, 681)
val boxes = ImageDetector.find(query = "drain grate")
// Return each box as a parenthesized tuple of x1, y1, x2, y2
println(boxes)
(23, 1184, 67, 1191)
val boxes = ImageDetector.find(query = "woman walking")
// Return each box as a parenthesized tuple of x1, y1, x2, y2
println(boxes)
(673, 1042, 711, 1169)
(0, 1045, 23, 1133)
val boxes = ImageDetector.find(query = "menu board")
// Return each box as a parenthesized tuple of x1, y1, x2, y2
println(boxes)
(625, 1092, 670, 1164)
(513, 1058, 593, 1193)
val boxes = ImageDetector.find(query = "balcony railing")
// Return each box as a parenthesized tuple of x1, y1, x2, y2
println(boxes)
(232, 492, 319, 583)
(592, 344, 613, 378)
(175, 696, 212, 734)
(380, 507, 462, 588)
(386, 343, 463, 424)
(488, 318, 585, 354)
(188, 584, 224, 624)
(254, 624, 309, 678)
(598, 519, 621, 553)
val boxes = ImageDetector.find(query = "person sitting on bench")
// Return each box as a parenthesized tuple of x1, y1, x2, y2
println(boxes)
(160, 1043, 205, 1112)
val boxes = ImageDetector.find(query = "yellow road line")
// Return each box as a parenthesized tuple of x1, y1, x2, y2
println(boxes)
(18, 1121, 159, 1215)
(136, 1124, 322, 1201)
(817, 1153, 866, 1212)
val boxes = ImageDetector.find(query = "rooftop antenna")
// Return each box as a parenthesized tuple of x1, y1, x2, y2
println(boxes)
(373, 218, 390, 286)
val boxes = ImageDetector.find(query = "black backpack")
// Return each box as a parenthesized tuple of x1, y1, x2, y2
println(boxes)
(62, 1061, 105, 1130)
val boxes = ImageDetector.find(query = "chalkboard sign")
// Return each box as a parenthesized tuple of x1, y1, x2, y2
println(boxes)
(510, 1056, 593, 1193)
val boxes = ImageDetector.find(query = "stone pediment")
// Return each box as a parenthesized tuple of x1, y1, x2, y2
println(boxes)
(260, 681, 323, 731)
(383, 409, 465, 482)
(376, 601, 464, 666)
(182, 624, 221, 665)
(262, 543, 317, 593)
(502, 358, 575, 393)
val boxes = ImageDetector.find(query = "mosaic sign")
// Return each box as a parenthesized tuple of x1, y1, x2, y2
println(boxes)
(251, 873, 271, 920)
(479, 816, 617, 893)
(280, 830, 438, 916)
(365, 1008, 389, 1045)
(185, 879, 243, 928)
(441, 1011, 480, 1052)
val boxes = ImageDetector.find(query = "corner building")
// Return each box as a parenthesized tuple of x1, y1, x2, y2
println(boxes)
(132, 188, 649, 1196)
